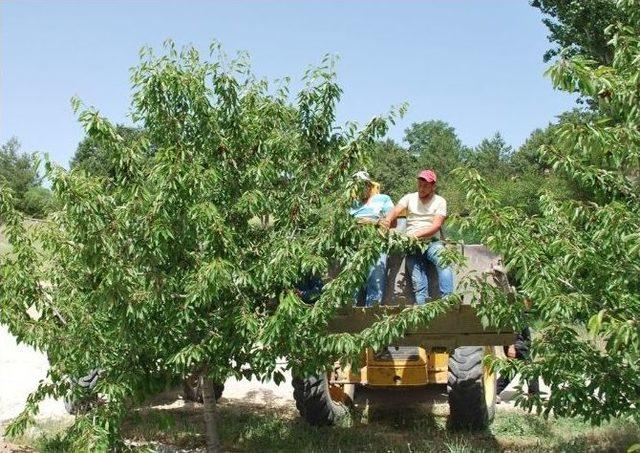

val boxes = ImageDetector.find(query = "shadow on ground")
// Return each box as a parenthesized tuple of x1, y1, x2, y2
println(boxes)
(117, 388, 639, 453)
(14, 386, 640, 452)
(120, 386, 501, 452)
(120, 400, 504, 453)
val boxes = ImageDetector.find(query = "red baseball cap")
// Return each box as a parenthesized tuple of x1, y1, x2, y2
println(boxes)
(417, 169, 437, 183)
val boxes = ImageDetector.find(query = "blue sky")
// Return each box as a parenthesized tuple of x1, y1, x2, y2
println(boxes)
(1, 1, 576, 167)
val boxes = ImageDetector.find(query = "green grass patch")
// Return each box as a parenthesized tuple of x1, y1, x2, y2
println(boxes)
(8, 403, 640, 452)
(0, 226, 11, 256)
(2, 417, 73, 453)
(124, 404, 638, 453)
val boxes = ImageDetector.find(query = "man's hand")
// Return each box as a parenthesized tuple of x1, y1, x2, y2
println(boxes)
(378, 218, 391, 229)
(382, 204, 404, 230)
(412, 214, 445, 239)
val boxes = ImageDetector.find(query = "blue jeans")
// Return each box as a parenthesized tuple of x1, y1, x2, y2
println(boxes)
(295, 275, 324, 304)
(406, 241, 454, 305)
(355, 253, 388, 307)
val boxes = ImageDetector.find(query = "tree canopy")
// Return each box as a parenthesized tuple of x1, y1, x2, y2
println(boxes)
(405, 120, 468, 180)
(458, 0, 640, 424)
(2, 1, 639, 449)
(531, 0, 624, 64)
(70, 125, 143, 179)
(0, 138, 51, 218)
(367, 139, 417, 201)
(0, 44, 459, 450)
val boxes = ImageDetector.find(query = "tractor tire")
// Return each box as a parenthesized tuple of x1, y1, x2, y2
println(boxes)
(447, 346, 496, 430)
(64, 395, 99, 415)
(64, 369, 101, 415)
(182, 375, 224, 403)
(292, 375, 351, 426)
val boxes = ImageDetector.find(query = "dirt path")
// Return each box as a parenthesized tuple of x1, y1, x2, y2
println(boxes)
(0, 326, 69, 423)
(0, 325, 294, 451)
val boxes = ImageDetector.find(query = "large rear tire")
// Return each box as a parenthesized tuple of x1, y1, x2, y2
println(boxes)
(447, 346, 496, 430)
(64, 369, 101, 415)
(292, 375, 351, 426)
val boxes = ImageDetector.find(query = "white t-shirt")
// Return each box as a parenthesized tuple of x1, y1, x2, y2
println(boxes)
(397, 193, 447, 238)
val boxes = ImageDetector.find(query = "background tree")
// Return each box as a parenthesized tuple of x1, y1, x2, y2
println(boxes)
(510, 127, 555, 175)
(457, 0, 640, 425)
(0, 137, 51, 218)
(0, 44, 454, 451)
(367, 121, 466, 201)
(400, 120, 469, 230)
(70, 125, 143, 178)
(468, 128, 575, 217)
(367, 139, 417, 200)
(531, 0, 623, 64)
(506, 110, 596, 214)
(466, 132, 513, 177)
(404, 120, 467, 180)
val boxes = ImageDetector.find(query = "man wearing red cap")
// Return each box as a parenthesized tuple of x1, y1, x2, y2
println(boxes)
(381, 169, 454, 303)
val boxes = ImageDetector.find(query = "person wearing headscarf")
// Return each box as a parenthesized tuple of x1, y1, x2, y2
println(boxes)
(350, 171, 395, 306)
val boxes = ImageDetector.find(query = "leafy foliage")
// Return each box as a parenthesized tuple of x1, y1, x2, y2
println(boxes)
(531, 0, 624, 64)
(458, 0, 640, 425)
(511, 110, 595, 175)
(367, 139, 417, 201)
(465, 133, 512, 178)
(405, 120, 469, 182)
(0, 138, 51, 218)
(70, 125, 144, 179)
(0, 42, 463, 449)
(366, 121, 572, 239)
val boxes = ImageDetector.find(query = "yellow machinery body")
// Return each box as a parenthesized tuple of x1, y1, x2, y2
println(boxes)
(364, 347, 449, 386)
(332, 346, 449, 387)
(297, 243, 510, 427)
(326, 244, 516, 389)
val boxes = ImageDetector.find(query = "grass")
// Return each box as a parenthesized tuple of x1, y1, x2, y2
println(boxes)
(0, 225, 11, 255)
(2, 417, 73, 453)
(10, 402, 639, 453)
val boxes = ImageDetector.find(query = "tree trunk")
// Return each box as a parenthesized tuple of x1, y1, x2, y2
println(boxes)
(201, 375, 222, 453)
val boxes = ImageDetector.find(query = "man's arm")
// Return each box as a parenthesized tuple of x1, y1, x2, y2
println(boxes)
(380, 204, 404, 229)
(411, 215, 445, 239)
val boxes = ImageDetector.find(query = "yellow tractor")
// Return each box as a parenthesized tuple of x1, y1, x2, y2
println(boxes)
(292, 244, 514, 430)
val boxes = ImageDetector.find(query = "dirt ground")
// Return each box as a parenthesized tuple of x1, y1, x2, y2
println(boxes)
(0, 326, 70, 423)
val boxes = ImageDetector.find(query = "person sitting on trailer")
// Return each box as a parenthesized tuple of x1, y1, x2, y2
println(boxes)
(350, 171, 394, 307)
(380, 169, 454, 304)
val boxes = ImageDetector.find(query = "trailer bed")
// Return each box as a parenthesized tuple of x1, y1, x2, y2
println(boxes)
(328, 244, 516, 348)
